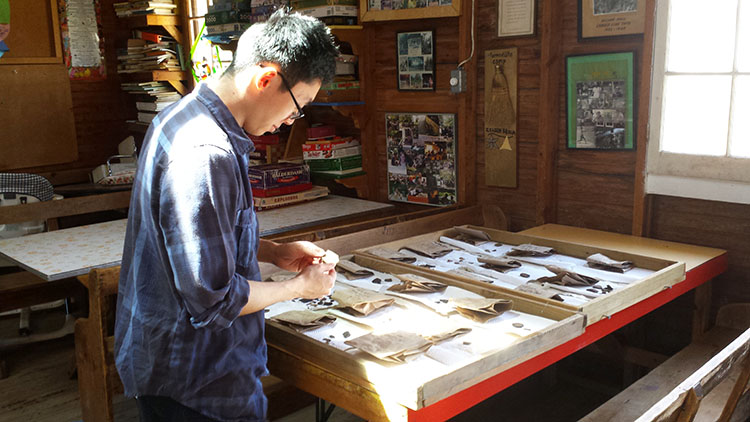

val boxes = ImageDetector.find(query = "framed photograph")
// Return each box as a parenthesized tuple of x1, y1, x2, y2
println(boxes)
(578, 0, 646, 40)
(362, 0, 461, 22)
(386, 113, 457, 206)
(566, 52, 635, 150)
(498, 0, 536, 38)
(396, 31, 435, 91)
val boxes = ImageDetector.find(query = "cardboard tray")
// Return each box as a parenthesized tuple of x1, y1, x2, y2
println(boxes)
(352, 225, 686, 326)
(265, 254, 585, 411)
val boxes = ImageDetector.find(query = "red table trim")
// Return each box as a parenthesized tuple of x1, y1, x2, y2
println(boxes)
(408, 254, 729, 421)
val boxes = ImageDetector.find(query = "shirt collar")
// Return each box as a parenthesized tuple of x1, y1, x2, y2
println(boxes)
(195, 83, 255, 154)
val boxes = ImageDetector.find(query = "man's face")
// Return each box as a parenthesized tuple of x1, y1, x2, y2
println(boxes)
(247, 75, 321, 136)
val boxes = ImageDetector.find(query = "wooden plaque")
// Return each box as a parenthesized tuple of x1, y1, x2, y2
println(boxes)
(484, 48, 518, 187)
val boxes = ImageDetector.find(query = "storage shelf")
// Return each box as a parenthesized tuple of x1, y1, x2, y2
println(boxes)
(310, 101, 365, 107)
(123, 14, 180, 28)
(328, 25, 363, 30)
(120, 70, 189, 82)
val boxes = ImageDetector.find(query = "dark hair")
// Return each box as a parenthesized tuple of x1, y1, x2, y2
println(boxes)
(225, 8, 339, 86)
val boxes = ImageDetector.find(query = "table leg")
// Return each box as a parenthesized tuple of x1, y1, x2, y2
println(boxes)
(692, 281, 713, 342)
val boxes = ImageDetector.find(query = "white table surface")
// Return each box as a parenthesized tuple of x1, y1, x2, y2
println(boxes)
(0, 195, 392, 281)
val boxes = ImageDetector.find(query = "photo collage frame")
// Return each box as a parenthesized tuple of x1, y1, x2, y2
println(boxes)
(386, 113, 457, 206)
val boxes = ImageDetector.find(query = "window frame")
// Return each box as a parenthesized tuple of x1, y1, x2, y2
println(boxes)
(646, 0, 750, 205)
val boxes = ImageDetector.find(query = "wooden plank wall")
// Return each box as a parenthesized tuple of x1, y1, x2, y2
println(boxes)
(367, 18, 467, 203)
(4, 0, 131, 184)
(471, 0, 750, 312)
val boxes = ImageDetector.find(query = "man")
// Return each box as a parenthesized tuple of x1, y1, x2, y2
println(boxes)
(0, 0, 9, 42)
(115, 9, 340, 422)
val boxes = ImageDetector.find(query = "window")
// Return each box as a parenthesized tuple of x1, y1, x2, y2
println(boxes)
(646, 0, 750, 204)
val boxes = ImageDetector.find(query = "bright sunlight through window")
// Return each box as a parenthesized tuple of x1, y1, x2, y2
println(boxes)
(647, 0, 750, 204)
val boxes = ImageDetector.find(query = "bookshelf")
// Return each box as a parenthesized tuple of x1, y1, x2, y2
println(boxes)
(116, 1, 194, 136)
(301, 26, 375, 200)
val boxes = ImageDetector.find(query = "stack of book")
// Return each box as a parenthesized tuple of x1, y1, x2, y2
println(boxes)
(292, 0, 358, 25)
(204, 0, 288, 41)
(317, 52, 359, 102)
(248, 162, 328, 210)
(303, 125, 364, 179)
(121, 81, 182, 128)
(116, 37, 184, 74)
(114, 0, 177, 17)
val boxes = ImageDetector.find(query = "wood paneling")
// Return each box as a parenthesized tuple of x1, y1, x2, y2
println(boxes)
(474, 0, 747, 310)
(0, 64, 78, 170)
(3, 0, 131, 182)
(1, 0, 60, 61)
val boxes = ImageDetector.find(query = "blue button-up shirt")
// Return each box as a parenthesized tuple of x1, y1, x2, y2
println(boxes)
(115, 83, 268, 421)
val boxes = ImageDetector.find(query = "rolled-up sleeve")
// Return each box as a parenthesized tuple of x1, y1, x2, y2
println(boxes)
(158, 143, 250, 330)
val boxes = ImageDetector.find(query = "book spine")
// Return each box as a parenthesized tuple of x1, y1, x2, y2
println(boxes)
(254, 186, 328, 207)
(133, 30, 162, 43)
(301, 139, 358, 151)
(296, 5, 359, 17)
(306, 125, 336, 140)
(307, 155, 362, 171)
(252, 182, 313, 198)
(291, 0, 357, 9)
(303, 145, 361, 160)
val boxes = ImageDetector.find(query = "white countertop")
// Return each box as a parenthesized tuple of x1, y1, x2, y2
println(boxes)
(0, 195, 392, 281)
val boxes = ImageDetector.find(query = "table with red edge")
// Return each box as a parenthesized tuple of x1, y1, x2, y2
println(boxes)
(267, 224, 728, 422)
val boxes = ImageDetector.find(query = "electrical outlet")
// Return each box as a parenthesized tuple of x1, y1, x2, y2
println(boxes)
(450, 68, 466, 94)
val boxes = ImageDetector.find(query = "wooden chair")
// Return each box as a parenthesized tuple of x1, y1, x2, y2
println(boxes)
(635, 326, 750, 422)
(74, 266, 122, 422)
(582, 303, 750, 422)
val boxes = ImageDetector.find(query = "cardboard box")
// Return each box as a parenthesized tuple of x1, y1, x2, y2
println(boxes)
(248, 163, 311, 191)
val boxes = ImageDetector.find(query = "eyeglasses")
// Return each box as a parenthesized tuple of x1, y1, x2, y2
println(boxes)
(278, 72, 305, 121)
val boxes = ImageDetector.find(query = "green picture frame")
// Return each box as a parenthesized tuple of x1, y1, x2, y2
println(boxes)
(566, 51, 635, 150)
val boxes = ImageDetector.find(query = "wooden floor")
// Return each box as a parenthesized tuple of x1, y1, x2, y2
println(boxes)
(0, 309, 137, 422)
(0, 307, 637, 422)
(0, 309, 364, 422)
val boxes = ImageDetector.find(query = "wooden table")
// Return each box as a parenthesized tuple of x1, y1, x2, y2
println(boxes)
(263, 221, 727, 422)
(0, 195, 393, 421)
(0, 206, 727, 421)
(0, 195, 393, 281)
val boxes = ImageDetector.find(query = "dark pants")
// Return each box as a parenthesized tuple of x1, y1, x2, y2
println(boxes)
(136, 395, 220, 422)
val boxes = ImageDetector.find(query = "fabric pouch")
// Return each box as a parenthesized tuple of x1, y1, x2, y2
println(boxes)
(450, 297, 513, 323)
(387, 273, 447, 293)
(425, 327, 473, 343)
(450, 226, 493, 245)
(516, 283, 564, 301)
(332, 286, 395, 316)
(336, 260, 375, 280)
(271, 310, 337, 333)
(586, 253, 634, 272)
(506, 244, 556, 257)
(401, 241, 453, 258)
(345, 331, 432, 363)
(477, 255, 522, 271)
(367, 247, 417, 264)
(535, 265, 598, 286)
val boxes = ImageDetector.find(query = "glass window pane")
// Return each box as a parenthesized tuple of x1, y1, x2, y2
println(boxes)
(730, 76, 750, 157)
(737, 0, 750, 71)
(661, 75, 731, 156)
(667, 0, 737, 72)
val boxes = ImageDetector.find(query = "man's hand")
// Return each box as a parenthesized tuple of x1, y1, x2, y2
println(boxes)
(292, 262, 336, 299)
(272, 241, 330, 272)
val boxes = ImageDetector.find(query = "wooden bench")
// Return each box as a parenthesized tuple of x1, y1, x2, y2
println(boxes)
(582, 304, 750, 422)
